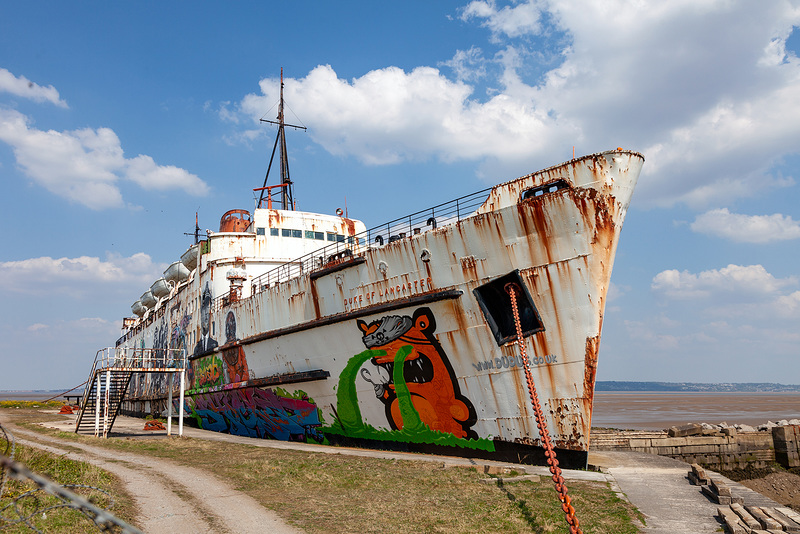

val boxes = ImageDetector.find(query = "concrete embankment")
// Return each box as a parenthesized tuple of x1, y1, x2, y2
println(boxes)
(591, 423, 800, 471)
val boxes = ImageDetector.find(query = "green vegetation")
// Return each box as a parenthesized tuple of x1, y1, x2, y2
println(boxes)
(4, 407, 643, 533)
(0, 445, 137, 533)
(0, 400, 64, 410)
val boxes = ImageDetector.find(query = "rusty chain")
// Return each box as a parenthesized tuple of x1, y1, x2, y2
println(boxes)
(505, 283, 582, 534)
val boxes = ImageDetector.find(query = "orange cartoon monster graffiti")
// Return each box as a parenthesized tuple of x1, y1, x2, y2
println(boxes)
(357, 307, 477, 439)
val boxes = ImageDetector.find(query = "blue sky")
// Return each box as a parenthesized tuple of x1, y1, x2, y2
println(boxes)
(1, 1, 799, 390)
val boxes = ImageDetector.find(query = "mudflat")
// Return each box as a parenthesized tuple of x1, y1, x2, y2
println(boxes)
(593, 392, 800, 430)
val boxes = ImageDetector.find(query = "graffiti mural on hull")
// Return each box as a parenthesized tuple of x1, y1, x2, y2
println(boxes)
(181, 388, 324, 442)
(357, 307, 478, 439)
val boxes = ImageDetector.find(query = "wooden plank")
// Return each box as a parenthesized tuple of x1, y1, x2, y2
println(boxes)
(717, 506, 746, 534)
(746, 506, 781, 530)
(731, 502, 761, 530)
(762, 507, 800, 533)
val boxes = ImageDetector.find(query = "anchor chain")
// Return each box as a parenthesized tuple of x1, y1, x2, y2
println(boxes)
(505, 283, 582, 534)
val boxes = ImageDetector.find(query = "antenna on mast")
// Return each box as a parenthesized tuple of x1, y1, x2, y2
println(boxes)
(257, 68, 307, 211)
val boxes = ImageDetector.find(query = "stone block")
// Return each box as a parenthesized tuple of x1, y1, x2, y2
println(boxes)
(668, 423, 703, 437)
(723, 427, 737, 437)
(483, 465, 515, 475)
(710, 478, 731, 497)
(701, 485, 730, 504)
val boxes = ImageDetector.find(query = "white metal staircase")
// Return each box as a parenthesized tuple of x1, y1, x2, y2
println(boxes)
(75, 347, 187, 438)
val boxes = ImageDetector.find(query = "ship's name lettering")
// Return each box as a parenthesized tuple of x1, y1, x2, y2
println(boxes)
(473, 354, 557, 372)
(344, 277, 433, 311)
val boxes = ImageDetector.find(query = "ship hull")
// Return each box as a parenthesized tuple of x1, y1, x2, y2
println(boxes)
(119, 150, 643, 468)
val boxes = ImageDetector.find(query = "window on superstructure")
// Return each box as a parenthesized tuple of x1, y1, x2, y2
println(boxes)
(270, 228, 279, 236)
(291, 229, 302, 238)
(336, 234, 345, 243)
(306, 230, 324, 240)
(282, 228, 291, 237)
(327, 232, 336, 242)
(256, 227, 266, 236)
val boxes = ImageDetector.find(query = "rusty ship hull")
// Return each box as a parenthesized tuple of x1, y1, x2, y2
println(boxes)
(118, 149, 643, 468)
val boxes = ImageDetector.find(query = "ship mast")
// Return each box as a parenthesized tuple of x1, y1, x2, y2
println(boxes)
(258, 68, 306, 211)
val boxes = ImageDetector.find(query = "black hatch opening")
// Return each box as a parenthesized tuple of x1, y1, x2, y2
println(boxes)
(521, 179, 570, 201)
(473, 270, 544, 346)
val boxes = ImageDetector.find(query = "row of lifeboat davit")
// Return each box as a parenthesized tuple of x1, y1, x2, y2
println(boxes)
(129, 210, 252, 318)
(131, 243, 200, 318)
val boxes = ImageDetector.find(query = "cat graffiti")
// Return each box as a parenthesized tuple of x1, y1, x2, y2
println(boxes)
(357, 307, 477, 439)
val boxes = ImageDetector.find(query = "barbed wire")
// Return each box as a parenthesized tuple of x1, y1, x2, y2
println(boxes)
(0, 422, 142, 533)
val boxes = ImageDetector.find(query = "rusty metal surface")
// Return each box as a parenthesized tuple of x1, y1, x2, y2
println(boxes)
(114, 149, 644, 458)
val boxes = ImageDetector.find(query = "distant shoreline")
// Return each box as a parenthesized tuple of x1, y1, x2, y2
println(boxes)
(595, 381, 800, 392)
(4, 381, 800, 395)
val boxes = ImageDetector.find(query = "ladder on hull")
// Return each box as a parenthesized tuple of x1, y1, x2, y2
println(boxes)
(75, 347, 186, 438)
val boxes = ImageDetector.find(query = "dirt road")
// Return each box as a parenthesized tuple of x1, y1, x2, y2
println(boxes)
(0, 416, 303, 534)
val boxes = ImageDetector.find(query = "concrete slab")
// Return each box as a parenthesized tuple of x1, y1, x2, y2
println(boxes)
(589, 450, 782, 534)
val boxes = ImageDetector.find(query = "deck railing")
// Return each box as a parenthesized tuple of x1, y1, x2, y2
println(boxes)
(247, 186, 492, 295)
(89, 347, 187, 374)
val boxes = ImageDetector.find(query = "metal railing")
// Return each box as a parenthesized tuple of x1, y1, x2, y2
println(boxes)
(249, 187, 492, 295)
(89, 347, 187, 372)
(78, 348, 188, 438)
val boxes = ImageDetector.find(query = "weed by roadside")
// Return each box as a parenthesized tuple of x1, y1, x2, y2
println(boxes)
(0, 445, 138, 533)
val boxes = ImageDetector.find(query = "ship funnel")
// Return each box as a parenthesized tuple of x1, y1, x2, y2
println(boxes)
(219, 209, 252, 232)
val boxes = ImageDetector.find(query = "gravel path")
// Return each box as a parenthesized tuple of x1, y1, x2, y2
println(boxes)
(1, 419, 303, 534)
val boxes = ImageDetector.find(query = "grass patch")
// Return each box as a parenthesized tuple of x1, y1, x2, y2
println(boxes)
(0, 401, 64, 410)
(0, 445, 138, 533)
(4, 408, 642, 533)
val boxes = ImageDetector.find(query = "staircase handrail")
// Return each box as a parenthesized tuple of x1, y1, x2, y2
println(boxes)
(77, 348, 187, 417)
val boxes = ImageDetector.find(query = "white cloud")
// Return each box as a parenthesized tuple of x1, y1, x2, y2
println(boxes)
(125, 155, 209, 194)
(460, 1, 544, 40)
(439, 46, 489, 82)
(691, 208, 800, 243)
(651, 264, 795, 300)
(0, 252, 163, 297)
(238, 64, 575, 168)
(0, 67, 68, 108)
(227, 1, 800, 206)
(0, 109, 209, 209)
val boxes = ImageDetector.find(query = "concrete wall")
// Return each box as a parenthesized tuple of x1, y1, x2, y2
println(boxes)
(591, 425, 800, 470)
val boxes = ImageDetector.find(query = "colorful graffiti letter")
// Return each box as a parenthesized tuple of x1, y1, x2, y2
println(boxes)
(357, 307, 477, 439)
